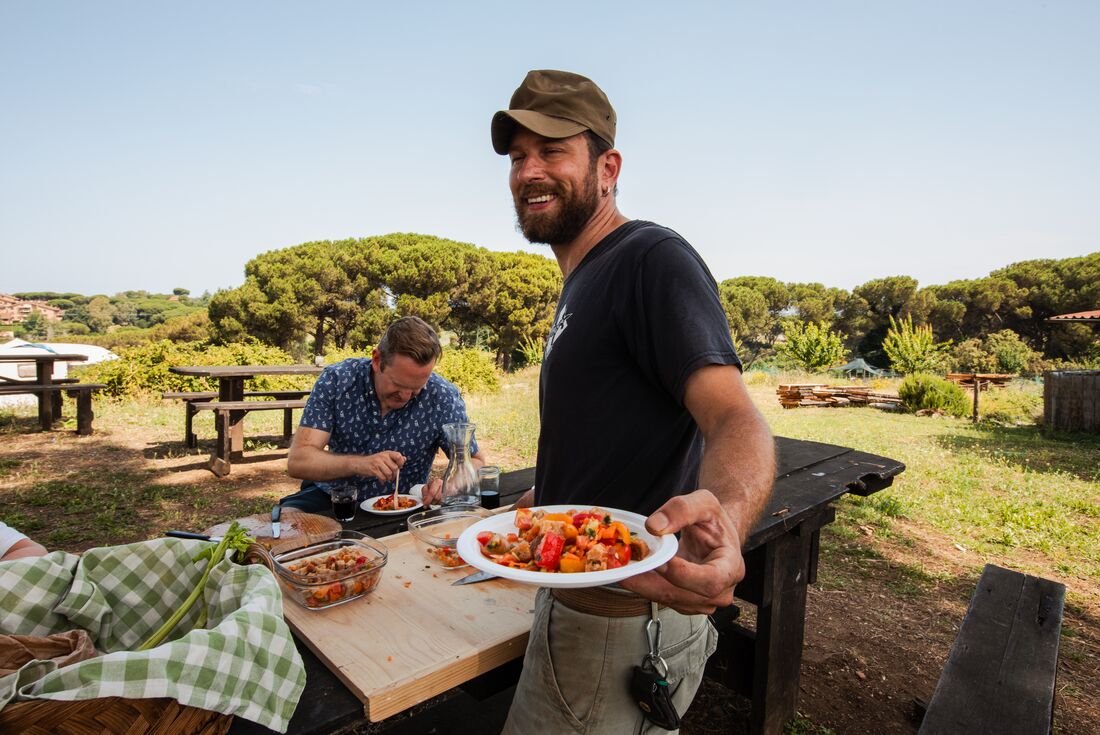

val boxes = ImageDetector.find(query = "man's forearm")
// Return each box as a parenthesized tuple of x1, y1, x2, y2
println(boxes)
(287, 444, 364, 481)
(698, 410, 775, 541)
(2, 538, 48, 560)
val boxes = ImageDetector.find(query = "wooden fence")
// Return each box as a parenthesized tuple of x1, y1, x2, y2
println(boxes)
(1044, 370, 1100, 433)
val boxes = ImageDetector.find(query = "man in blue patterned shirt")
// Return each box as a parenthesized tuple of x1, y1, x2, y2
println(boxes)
(281, 316, 483, 511)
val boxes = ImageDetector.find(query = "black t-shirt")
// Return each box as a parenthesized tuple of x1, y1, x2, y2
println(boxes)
(535, 220, 741, 516)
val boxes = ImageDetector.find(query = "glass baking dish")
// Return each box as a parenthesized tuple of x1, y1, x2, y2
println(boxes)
(256, 530, 388, 611)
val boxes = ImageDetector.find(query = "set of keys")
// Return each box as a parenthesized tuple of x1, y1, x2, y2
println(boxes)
(630, 603, 681, 730)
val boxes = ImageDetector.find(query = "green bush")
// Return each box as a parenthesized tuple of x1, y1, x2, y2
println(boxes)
(515, 336, 544, 369)
(435, 348, 500, 394)
(776, 320, 848, 372)
(979, 386, 1043, 425)
(952, 329, 1041, 376)
(74, 340, 306, 398)
(898, 373, 970, 417)
(883, 314, 952, 374)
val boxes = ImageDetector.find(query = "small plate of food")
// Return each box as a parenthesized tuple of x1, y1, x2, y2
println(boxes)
(361, 487, 424, 516)
(455, 505, 678, 588)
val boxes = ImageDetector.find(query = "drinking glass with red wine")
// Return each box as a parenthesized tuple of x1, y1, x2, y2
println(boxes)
(330, 483, 358, 523)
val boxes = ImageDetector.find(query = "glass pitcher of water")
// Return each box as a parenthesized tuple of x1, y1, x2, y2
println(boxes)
(440, 422, 479, 506)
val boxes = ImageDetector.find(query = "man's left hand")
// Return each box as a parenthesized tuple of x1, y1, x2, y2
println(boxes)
(619, 489, 745, 615)
(421, 478, 443, 506)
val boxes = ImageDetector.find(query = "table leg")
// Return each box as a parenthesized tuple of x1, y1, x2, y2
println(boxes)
(51, 390, 63, 421)
(212, 409, 233, 477)
(185, 401, 198, 448)
(748, 525, 815, 735)
(229, 379, 244, 457)
(36, 359, 55, 430)
(215, 378, 245, 460)
(73, 389, 94, 435)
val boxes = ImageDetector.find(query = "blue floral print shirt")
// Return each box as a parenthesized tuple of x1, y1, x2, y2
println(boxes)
(299, 358, 477, 497)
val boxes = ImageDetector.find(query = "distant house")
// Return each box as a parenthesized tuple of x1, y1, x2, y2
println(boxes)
(0, 294, 65, 324)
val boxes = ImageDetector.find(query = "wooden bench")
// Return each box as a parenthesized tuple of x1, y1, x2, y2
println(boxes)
(162, 390, 311, 447)
(188, 398, 309, 476)
(0, 383, 106, 434)
(918, 564, 1066, 735)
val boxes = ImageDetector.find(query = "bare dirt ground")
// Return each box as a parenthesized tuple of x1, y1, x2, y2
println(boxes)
(2, 418, 1097, 734)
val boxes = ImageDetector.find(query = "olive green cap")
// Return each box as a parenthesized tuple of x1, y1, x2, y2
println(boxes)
(491, 70, 616, 155)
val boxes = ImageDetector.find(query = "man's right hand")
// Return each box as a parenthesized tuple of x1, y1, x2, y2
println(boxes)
(355, 451, 405, 483)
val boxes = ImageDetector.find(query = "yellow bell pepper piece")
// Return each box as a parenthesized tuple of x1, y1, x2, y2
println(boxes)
(558, 553, 585, 574)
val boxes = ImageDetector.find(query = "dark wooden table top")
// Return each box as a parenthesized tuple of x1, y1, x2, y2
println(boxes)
(0, 353, 88, 363)
(230, 435, 904, 735)
(168, 365, 325, 378)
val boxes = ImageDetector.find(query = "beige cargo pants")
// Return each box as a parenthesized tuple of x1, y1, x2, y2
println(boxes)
(503, 588, 718, 735)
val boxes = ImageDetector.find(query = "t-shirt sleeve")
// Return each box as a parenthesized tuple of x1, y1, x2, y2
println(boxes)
(626, 237, 741, 402)
(0, 521, 28, 558)
(299, 367, 338, 432)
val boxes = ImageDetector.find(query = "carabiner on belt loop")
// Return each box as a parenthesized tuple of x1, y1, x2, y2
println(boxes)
(644, 601, 669, 679)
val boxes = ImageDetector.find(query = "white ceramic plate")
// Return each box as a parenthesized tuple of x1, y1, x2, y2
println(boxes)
(361, 493, 424, 516)
(455, 505, 678, 589)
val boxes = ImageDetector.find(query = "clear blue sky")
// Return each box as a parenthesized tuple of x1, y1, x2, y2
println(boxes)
(2, 1, 1097, 297)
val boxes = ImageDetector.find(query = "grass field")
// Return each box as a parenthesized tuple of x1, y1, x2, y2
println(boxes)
(2, 370, 1097, 583)
(1, 369, 1098, 733)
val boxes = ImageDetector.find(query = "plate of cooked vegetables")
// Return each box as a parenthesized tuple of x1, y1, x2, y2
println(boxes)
(455, 505, 678, 588)
(361, 490, 424, 515)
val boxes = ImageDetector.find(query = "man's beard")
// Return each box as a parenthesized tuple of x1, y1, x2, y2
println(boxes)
(514, 168, 600, 246)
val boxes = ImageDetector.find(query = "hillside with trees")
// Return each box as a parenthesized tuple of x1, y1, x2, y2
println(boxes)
(718, 251, 1099, 373)
(8, 237, 1097, 375)
(8, 289, 208, 343)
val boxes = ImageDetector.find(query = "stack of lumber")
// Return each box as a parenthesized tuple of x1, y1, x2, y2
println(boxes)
(776, 383, 902, 409)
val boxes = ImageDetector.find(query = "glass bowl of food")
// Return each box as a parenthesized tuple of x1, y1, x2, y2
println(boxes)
(263, 530, 388, 610)
(407, 506, 491, 569)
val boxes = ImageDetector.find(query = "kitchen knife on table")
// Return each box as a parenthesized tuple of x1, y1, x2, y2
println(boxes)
(451, 570, 497, 586)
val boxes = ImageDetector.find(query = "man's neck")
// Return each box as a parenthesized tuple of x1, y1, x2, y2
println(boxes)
(550, 202, 629, 279)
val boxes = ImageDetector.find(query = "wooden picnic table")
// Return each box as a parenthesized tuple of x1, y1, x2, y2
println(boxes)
(0, 352, 88, 430)
(231, 435, 904, 735)
(168, 365, 323, 475)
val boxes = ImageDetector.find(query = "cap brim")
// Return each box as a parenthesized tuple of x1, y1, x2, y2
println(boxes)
(491, 110, 589, 154)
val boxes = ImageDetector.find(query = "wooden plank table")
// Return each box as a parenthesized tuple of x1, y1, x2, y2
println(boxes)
(283, 529, 537, 722)
(231, 436, 904, 735)
(0, 352, 88, 429)
(168, 365, 323, 474)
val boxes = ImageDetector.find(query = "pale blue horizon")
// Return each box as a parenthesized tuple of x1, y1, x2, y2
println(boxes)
(1, 1, 1097, 297)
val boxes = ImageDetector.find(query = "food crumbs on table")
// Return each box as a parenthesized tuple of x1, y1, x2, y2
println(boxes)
(387, 655, 393, 662)
(432, 573, 438, 578)
(403, 581, 413, 588)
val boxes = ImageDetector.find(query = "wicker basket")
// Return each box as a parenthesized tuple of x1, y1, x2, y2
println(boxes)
(0, 697, 232, 735)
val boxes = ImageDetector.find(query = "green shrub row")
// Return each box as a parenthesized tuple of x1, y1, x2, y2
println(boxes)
(435, 349, 500, 394)
(979, 386, 1043, 426)
(74, 341, 501, 399)
(75, 340, 308, 398)
(898, 374, 970, 417)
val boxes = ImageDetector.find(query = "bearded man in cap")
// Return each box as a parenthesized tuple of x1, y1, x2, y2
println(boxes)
(493, 71, 776, 733)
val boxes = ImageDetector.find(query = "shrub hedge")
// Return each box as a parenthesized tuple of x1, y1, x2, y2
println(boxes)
(75, 340, 307, 398)
(435, 349, 500, 394)
(75, 341, 501, 399)
(898, 374, 970, 417)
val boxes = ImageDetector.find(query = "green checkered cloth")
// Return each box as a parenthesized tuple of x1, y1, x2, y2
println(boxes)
(0, 538, 306, 733)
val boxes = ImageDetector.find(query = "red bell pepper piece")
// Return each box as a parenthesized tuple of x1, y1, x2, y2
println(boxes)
(535, 531, 565, 571)
(572, 512, 600, 526)
(477, 531, 494, 546)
